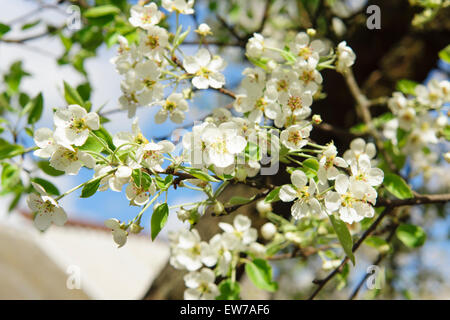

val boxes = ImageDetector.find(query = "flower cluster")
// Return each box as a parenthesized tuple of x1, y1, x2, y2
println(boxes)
(383, 79, 449, 178)
(279, 138, 383, 224)
(169, 214, 264, 299)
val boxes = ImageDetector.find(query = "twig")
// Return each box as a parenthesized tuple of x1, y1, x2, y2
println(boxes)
(376, 193, 450, 207)
(348, 223, 399, 300)
(343, 68, 397, 172)
(308, 206, 394, 300)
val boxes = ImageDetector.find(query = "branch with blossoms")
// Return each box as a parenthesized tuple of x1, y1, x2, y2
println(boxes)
(1, 0, 448, 301)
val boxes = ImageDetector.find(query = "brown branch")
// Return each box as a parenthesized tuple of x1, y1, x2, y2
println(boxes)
(343, 69, 397, 172)
(348, 222, 399, 300)
(376, 193, 450, 207)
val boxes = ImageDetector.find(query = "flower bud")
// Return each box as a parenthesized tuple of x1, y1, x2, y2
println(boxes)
(195, 23, 212, 36)
(256, 200, 272, 215)
(130, 223, 143, 234)
(177, 208, 190, 222)
(261, 222, 277, 240)
(444, 152, 450, 163)
(213, 201, 225, 215)
(307, 28, 316, 37)
(312, 114, 322, 124)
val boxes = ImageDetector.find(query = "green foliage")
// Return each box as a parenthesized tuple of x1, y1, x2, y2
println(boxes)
(264, 187, 281, 203)
(31, 177, 60, 196)
(383, 173, 413, 199)
(396, 224, 426, 248)
(245, 259, 278, 292)
(0, 138, 25, 160)
(151, 203, 169, 240)
(396, 79, 418, 96)
(329, 215, 355, 265)
(216, 280, 241, 300)
(438, 45, 450, 63)
(80, 177, 102, 198)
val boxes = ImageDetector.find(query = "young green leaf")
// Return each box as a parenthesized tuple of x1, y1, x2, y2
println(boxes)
(245, 259, 278, 292)
(84, 5, 120, 18)
(31, 178, 60, 196)
(63, 81, 85, 107)
(264, 187, 281, 203)
(80, 177, 102, 198)
(396, 79, 418, 96)
(27, 93, 43, 124)
(227, 195, 255, 206)
(383, 173, 413, 199)
(216, 280, 241, 300)
(329, 215, 355, 265)
(364, 236, 390, 254)
(37, 160, 65, 176)
(151, 203, 169, 240)
(0, 139, 25, 160)
(438, 45, 450, 63)
(78, 135, 104, 153)
(396, 224, 426, 248)
(186, 168, 219, 182)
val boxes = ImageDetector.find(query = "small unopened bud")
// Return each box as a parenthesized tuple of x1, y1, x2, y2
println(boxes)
(444, 152, 450, 163)
(130, 223, 143, 234)
(261, 222, 276, 240)
(312, 114, 322, 124)
(256, 200, 272, 215)
(213, 201, 225, 215)
(267, 59, 277, 72)
(177, 209, 190, 222)
(307, 28, 316, 37)
(195, 23, 212, 36)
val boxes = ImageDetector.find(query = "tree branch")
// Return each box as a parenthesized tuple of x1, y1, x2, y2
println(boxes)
(308, 205, 395, 300)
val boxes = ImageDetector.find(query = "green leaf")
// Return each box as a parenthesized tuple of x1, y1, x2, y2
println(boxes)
(63, 81, 85, 107)
(227, 195, 255, 206)
(131, 169, 152, 190)
(93, 127, 115, 151)
(396, 224, 426, 248)
(1, 163, 21, 190)
(27, 93, 43, 124)
(264, 187, 281, 203)
(438, 45, 450, 63)
(216, 280, 240, 300)
(155, 175, 173, 190)
(0, 139, 25, 160)
(245, 259, 278, 292)
(32, 178, 60, 196)
(364, 236, 390, 254)
(383, 173, 413, 199)
(0, 23, 11, 37)
(186, 168, 219, 182)
(37, 160, 65, 176)
(396, 79, 418, 96)
(21, 20, 40, 30)
(302, 158, 319, 178)
(78, 135, 104, 153)
(329, 215, 355, 265)
(84, 5, 120, 18)
(151, 203, 169, 240)
(80, 177, 101, 198)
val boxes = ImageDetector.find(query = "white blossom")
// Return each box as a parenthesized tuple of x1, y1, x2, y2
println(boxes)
(104, 218, 128, 248)
(162, 0, 195, 15)
(183, 268, 218, 300)
(27, 182, 67, 231)
(129, 3, 162, 30)
(53, 105, 99, 149)
(155, 92, 189, 124)
(183, 48, 226, 89)
(336, 41, 356, 73)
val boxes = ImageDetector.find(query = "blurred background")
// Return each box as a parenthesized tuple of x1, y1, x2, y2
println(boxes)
(0, 0, 449, 299)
